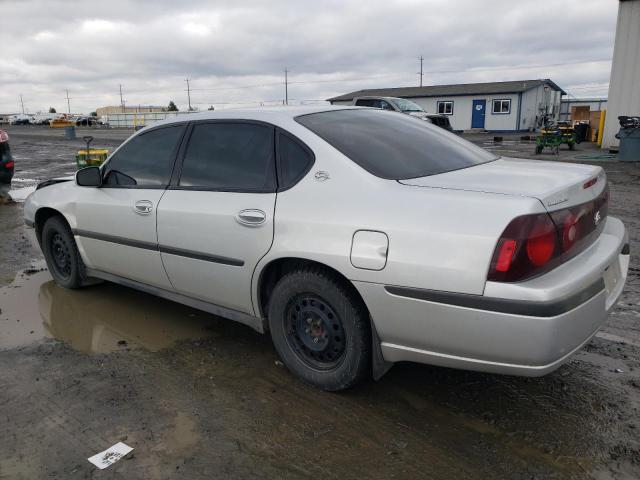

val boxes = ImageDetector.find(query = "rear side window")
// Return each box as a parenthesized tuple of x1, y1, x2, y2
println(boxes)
(296, 109, 497, 180)
(179, 123, 276, 191)
(103, 125, 185, 187)
(277, 133, 314, 190)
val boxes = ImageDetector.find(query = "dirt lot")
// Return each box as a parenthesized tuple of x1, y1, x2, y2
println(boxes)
(1, 126, 639, 479)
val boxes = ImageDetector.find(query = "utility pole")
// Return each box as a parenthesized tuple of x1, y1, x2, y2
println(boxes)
(418, 55, 424, 87)
(119, 84, 125, 113)
(185, 78, 192, 111)
(65, 89, 71, 114)
(19, 94, 25, 114)
(284, 68, 289, 106)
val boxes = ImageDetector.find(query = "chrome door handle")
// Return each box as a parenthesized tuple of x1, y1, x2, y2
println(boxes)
(236, 209, 266, 226)
(133, 200, 153, 215)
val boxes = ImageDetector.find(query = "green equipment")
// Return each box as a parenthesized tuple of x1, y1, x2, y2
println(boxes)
(535, 120, 578, 155)
(76, 136, 109, 168)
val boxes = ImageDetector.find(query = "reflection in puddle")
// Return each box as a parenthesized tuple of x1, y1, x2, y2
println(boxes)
(0, 269, 221, 353)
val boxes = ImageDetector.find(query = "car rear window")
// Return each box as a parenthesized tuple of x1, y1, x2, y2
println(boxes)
(295, 109, 497, 180)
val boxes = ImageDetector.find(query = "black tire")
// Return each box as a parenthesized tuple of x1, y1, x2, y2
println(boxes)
(268, 267, 371, 391)
(568, 142, 575, 150)
(535, 144, 543, 155)
(41, 216, 87, 289)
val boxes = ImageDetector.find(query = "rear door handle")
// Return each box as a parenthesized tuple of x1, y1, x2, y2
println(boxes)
(134, 200, 153, 215)
(236, 209, 266, 226)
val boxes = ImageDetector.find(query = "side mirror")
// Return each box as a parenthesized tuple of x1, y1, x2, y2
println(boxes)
(76, 166, 102, 187)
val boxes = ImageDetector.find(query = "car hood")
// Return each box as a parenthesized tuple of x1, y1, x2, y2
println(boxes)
(398, 157, 605, 210)
(406, 112, 430, 119)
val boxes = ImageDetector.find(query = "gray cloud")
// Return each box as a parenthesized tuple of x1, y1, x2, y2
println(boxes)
(1, 0, 617, 114)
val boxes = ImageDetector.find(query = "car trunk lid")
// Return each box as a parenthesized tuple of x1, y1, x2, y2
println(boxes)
(398, 157, 605, 210)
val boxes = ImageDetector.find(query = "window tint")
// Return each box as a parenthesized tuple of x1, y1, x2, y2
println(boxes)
(296, 109, 498, 180)
(355, 99, 375, 107)
(179, 123, 275, 191)
(103, 125, 185, 187)
(278, 133, 314, 190)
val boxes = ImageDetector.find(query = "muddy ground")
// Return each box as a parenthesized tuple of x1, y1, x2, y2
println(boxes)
(0, 126, 639, 479)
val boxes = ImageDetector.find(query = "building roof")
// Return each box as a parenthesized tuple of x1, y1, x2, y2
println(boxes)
(327, 79, 566, 102)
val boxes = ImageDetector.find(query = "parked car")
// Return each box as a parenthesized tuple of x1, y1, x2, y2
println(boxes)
(23, 107, 629, 390)
(74, 116, 99, 127)
(9, 114, 31, 125)
(353, 96, 453, 131)
(0, 130, 14, 184)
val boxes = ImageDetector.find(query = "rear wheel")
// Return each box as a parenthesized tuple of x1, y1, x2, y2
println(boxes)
(268, 267, 371, 391)
(535, 144, 543, 154)
(568, 142, 575, 150)
(41, 216, 87, 289)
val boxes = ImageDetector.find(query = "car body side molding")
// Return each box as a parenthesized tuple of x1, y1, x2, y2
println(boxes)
(86, 268, 264, 332)
(73, 229, 244, 266)
(384, 278, 605, 317)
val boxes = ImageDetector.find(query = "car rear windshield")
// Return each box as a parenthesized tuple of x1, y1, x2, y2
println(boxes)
(295, 109, 498, 180)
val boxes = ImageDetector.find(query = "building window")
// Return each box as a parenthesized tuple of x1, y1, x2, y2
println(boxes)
(492, 99, 511, 114)
(437, 101, 454, 115)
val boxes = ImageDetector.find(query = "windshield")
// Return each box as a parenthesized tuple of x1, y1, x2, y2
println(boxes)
(393, 98, 423, 112)
(296, 109, 498, 180)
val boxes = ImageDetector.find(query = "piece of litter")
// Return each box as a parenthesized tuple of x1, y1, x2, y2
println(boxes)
(88, 442, 134, 470)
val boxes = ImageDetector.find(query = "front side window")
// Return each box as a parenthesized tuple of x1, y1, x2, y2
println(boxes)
(379, 100, 395, 111)
(492, 99, 511, 114)
(103, 124, 185, 187)
(437, 101, 454, 115)
(296, 109, 497, 180)
(179, 123, 276, 191)
(355, 99, 375, 107)
(394, 98, 423, 112)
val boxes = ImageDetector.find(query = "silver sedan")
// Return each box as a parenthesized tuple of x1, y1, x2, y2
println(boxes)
(24, 106, 630, 390)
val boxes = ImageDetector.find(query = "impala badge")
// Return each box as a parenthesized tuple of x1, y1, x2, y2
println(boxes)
(314, 171, 330, 182)
(594, 210, 601, 225)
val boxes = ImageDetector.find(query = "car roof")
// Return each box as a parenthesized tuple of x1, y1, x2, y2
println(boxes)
(148, 105, 360, 129)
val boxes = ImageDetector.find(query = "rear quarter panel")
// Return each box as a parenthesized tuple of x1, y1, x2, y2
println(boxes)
(253, 127, 546, 313)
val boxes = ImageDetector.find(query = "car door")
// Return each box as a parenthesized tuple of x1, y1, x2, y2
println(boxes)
(156, 121, 277, 315)
(74, 124, 186, 289)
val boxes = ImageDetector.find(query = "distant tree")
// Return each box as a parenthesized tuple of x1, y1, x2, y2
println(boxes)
(167, 101, 179, 111)
(90, 111, 97, 117)
(207, 105, 215, 111)
(49, 107, 56, 113)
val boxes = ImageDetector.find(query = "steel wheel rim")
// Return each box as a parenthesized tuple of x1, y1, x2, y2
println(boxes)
(284, 294, 346, 370)
(50, 232, 72, 279)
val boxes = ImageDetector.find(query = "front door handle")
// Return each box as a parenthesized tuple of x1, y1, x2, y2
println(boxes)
(134, 200, 153, 215)
(236, 209, 266, 226)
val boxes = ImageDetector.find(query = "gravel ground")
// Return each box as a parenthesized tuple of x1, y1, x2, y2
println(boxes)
(0, 126, 639, 479)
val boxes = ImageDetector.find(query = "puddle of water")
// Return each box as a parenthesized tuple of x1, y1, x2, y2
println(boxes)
(0, 268, 221, 353)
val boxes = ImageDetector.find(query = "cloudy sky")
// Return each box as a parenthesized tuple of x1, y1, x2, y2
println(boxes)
(1, 0, 619, 114)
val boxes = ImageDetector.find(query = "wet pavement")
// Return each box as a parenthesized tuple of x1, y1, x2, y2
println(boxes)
(0, 126, 639, 479)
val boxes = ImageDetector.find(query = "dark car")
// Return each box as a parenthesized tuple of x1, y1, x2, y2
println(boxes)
(353, 96, 454, 131)
(0, 130, 14, 184)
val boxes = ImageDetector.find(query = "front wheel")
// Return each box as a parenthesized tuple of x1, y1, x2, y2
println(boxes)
(41, 216, 87, 289)
(268, 267, 371, 391)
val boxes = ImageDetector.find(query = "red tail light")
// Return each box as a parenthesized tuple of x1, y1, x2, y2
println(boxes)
(488, 185, 609, 282)
(4, 161, 14, 169)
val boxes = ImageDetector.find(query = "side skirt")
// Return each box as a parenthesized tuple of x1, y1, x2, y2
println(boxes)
(86, 268, 265, 334)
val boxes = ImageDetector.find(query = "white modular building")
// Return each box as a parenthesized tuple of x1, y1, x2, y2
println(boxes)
(328, 79, 566, 132)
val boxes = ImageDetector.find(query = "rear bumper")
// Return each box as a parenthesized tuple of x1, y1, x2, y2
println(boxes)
(355, 216, 629, 376)
(0, 169, 13, 184)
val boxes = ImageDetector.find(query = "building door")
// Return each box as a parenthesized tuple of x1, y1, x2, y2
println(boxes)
(471, 99, 486, 128)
